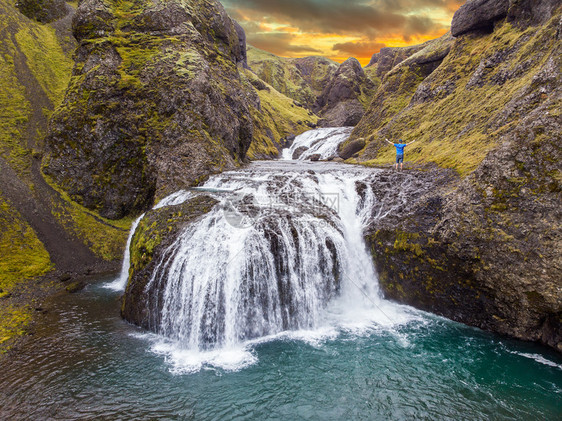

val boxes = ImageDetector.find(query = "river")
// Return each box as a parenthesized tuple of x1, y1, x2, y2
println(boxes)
(1, 129, 561, 420)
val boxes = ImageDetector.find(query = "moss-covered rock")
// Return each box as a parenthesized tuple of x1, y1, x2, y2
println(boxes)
(121, 194, 218, 329)
(15, 0, 69, 23)
(43, 0, 259, 220)
(362, 3, 562, 351)
(314, 57, 376, 127)
(247, 45, 338, 110)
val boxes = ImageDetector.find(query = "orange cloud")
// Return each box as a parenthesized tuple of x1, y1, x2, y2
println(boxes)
(223, 0, 462, 65)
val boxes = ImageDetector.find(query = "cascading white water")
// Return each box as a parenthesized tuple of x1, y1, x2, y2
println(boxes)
(282, 127, 353, 160)
(143, 166, 384, 350)
(118, 129, 417, 371)
(104, 214, 144, 291)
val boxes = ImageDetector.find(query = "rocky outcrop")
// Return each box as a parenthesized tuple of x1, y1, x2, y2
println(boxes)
(367, 91, 561, 350)
(15, 0, 69, 23)
(452, 0, 561, 37)
(451, 0, 510, 37)
(355, 1, 562, 352)
(292, 56, 339, 97)
(315, 58, 375, 127)
(365, 44, 427, 79)
(121, 195, 218, 328)
(247, 46, 338, 109)
(43, 0, 259, 220)
(338, 138, 366, 159)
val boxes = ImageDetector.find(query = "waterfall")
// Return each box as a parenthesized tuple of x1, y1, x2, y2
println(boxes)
(136, 162, 397, 351)
(104, 214, 144, 291)
(282, 127, 353, 160)
(120, 129, 416, 372)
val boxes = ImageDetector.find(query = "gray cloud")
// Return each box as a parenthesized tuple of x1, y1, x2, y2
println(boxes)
(248, 32, 323, 56)
(222, 0, 447, 36)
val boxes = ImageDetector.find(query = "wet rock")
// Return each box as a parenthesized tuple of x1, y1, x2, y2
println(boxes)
(122, 195, 219, 328)
(338, 138, 366, 160)
(292, 146, 309, 160)
(309, 154, 321, 161)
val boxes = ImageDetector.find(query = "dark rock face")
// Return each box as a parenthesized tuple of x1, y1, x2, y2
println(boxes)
(43, 0, 258, 219)
(338, 138, 366, 159)
(233, 20, 248, 68)
(366, 52, 562, 351)
(16, 0, 69, 23)
(452, 0, 561, 37)
(292, 56, 338, 95)
(315, 58, 375, 127)
(122, 195, 218, 328)
(366, 44, 427, 78)
(292, 146, 309, 160)
(451, 0, 510, 37)
(507, 0, 561, 27)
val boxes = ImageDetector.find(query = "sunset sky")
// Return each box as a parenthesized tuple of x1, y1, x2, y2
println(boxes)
(221, 0, 464, 65)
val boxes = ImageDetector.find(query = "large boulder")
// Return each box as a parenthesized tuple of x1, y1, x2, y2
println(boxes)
(15, 0, 69, 23)
(338, 138, 366, 160)
(452, 0, 561, 37)
(43, 0, 258, 219)
(451, 0, 510, 37)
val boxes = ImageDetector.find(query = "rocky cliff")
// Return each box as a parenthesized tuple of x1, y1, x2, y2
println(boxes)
(314, 57, 376, 127)
(247, 47, 376, 127)
(354, 0, 561, 351)
(0, 0, 134, 352)
(42, 0, 260, 220)
(247, 45, 338, 109)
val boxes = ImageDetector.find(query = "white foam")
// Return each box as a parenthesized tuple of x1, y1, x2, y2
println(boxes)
(103, 214, 145, 291)
(283, 127, 354, 160)
(510, 351, 562, 370)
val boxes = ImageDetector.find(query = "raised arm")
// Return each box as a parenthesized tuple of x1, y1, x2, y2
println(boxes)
(407, 139, 417, 146)
(384, 138, 394, 145)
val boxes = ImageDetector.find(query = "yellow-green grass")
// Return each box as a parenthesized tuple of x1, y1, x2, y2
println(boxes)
(0, 0, 74, 178)
(244, 70, 318, 159)
(43, 172, 133, 261)
(0, 304, 32, 352)
(14, 24, 73, 106)
(358, 20, 558, 176)
(0, 195, 52, 298)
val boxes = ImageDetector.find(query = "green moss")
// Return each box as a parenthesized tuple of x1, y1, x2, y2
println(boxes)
(130, 196, 218, 274)
(247, 45, 319, 107)
(355, 20, 559, 176)
(392, 231, 423, 257)
(0, 195, 52, 297)
(244, 69, 318, 159)
(14, 24, 73, 105)
(0, 41, 32, 177)
(0, 305, 32, 353)
(42, 172, 132, 261)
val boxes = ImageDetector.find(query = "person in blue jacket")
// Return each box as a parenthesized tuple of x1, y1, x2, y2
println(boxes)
(384, 138, 417, 170)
